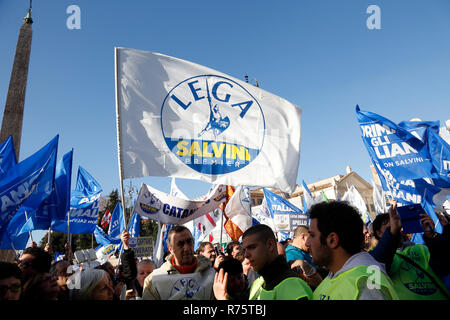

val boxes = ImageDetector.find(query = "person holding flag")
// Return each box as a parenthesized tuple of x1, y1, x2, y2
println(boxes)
(370, 201, 449, 300)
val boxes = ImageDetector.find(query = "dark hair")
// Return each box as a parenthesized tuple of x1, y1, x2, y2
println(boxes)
(225, 241, 241, 255)
(50, 260, 71, 276)
(0, 262, 22, 281)
(218, 257, 242, 276)
(167, 225, 191, 246)
(22, 247, 52, 273)
(196, 242, 213, 254)
(372, 213, 390, 240)
(242, 224, 276, 243)
(309, 201, 364, 255)
(234, 251, 245, 263)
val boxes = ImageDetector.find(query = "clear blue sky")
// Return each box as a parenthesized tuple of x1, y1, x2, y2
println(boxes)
(1, 1, 450, 222)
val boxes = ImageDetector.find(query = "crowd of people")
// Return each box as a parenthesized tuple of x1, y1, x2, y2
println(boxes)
(1, 200, 449, 300)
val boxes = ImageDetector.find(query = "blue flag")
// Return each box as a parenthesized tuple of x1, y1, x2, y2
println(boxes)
(263, 188, 308, 232)
(0, 135, 17, 178)
(427, 128, 450, 186)
(115, 211, 141, 253)
(356, 106, 437, 181)
(356, 107, 447, 244)
(19, 150, 74, 234)
(263, 188, 303, 215)
(108, 201, 125, 238)
(52, 166, 102, 234)
(0, 209, 30, 250)
(94, 225, 121, 247)
(0, 135, 58, 242)
(127, 211, 141, 238)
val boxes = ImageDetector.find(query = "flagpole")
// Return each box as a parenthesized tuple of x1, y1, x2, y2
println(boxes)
(47, 227, 51, 244)
(220, 208, 224, 247)
(67, 210, 71, 248)
(114, 47, 128, 231)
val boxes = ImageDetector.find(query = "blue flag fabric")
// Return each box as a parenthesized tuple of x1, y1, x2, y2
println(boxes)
(52, 166, 102, 234)
(108, 201, 125, 238)
(127, 211, 140, 238)
(115, 211, 141, 253)
(0, 135, 17, 178)
(94, 225, 121, 247)
(19, 150, 74, 234)
(0, 209, 30, 250)
(356, 106, 437, 181)
(427, 128, 450, 186)
(0, 135, 58, 242)
(263, 188, 303, 215)
(356, 107, 447, 244)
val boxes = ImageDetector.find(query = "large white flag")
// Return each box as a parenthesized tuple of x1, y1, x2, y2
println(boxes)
(341, 185, 370, 223)
(115, 47, 302, 193)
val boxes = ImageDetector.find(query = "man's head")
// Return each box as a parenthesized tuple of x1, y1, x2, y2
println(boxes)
(0, 262, 22, 300)
(50, 260, 71, 288)
(167, 225, 195, 266)
(225, 241, 242, 258)
(292, 226, 310, 252)
(19, 247, 52, 282)
(242, 224, 278, 273)
(372, 213, 390, 240)
(218, 258, 246, 297)
(196, 242, 217, 264)
(306, 201, 364, 270)
(137, 260, 155, 287)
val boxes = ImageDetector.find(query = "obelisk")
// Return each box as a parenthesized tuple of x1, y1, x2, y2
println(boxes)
(0, 6, 33, 161)
(0, 5, 33, 263)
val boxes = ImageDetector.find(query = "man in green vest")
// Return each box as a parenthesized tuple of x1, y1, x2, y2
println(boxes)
(306, 201, 398, 300)
(371, 201, 449, 300)
(214, 224, 313, 300)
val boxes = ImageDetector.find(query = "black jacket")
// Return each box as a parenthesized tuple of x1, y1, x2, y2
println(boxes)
(120, 248, 138, 290)
(257, 255, 301, 291)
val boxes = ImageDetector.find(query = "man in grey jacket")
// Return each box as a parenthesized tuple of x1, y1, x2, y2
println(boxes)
(142, 225, 215, 300)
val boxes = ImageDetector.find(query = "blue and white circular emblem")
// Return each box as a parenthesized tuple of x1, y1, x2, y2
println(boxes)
(161, 75, 265, 175)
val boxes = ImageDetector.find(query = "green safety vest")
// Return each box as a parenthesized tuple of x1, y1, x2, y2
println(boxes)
(390, 244, 449, 300)
(249, 276, 313, 300)
(313, 265, 398, 300)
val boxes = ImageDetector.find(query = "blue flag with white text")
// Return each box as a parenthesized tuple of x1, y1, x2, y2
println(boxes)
(108, 201, 125, 238)
(94, 225, 121, 247)
(356, 106, 437, 181)
(263, 188, 307, 232)
(0, 135, 58, 242)
(52, 166, 102, 234)
(19, 150, 73, 234)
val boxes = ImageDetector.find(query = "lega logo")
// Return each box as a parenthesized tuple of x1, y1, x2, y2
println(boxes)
(161, 75, 265, 175)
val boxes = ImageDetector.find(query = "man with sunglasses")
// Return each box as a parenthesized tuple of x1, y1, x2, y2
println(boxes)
(18, 246, 52, 284)
(0, 262, 22, 300)
(142, 225, 216, 300)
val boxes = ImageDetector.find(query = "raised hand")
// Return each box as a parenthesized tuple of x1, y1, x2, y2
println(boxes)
(213, 268, 229, 300)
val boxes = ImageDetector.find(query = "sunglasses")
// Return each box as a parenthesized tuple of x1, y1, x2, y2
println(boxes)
(0, 284, 21, 296)
(18, 260, 33, 268)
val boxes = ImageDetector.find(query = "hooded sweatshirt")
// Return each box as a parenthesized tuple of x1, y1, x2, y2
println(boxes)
(326, 251, 392, 300)
(141, 253, 215, 300)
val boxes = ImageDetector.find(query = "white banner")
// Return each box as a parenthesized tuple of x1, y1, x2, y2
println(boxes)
(133, 183, 227, 225)
(116, 47, 302, 193)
